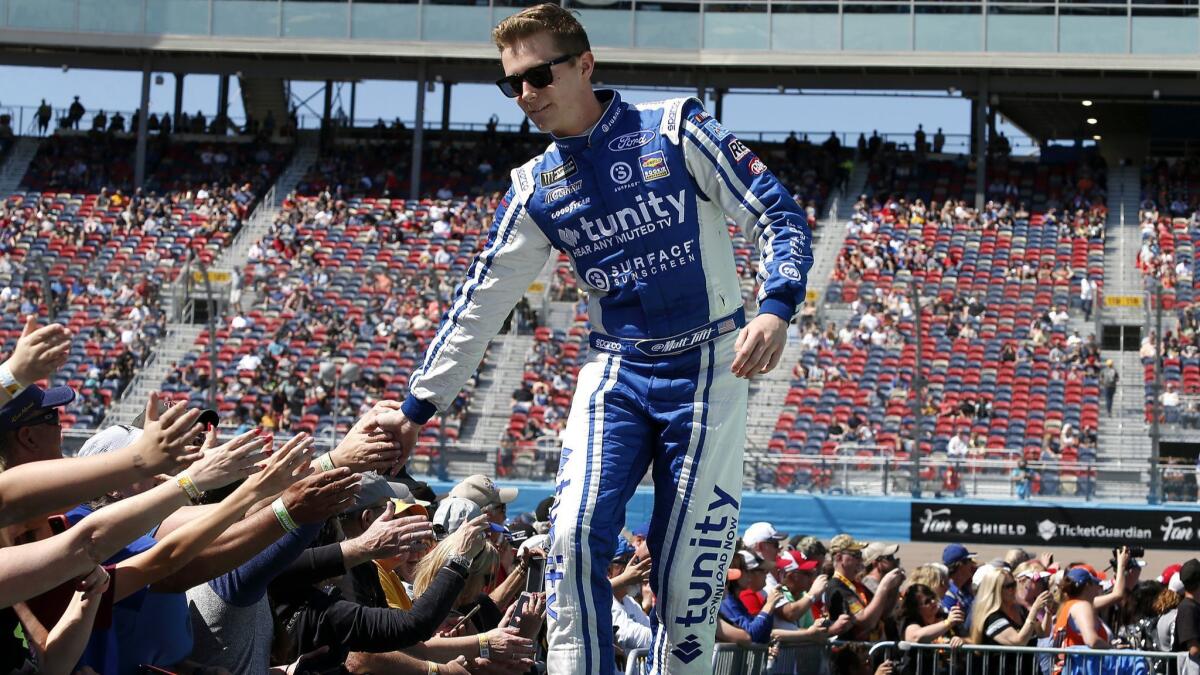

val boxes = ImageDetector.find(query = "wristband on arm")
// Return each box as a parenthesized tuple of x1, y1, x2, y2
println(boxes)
(175, 472, 203, 504)
(317, 453, 336, 472)
(478, 633, 490, 659)
(0, 364, 24, 398)
(272, 497, 299, 532)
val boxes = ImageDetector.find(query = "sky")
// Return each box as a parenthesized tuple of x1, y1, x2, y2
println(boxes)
(0, 65, 1031, 153)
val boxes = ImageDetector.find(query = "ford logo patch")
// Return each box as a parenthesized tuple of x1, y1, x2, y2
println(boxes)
(608, 130, 656, 152)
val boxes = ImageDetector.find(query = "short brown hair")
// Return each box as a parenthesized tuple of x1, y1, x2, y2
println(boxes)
(492, 3, 590, 57)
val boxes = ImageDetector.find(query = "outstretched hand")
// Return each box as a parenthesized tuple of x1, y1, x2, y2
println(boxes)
(130, 393, 205, 475)
(7, 314, 72, 384)
(332, 401, 411, 475)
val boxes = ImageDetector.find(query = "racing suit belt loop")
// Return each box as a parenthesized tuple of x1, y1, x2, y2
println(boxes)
(589, 308, 745, 358)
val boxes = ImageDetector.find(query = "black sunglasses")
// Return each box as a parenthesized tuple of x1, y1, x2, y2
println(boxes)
(496, 54, 577, 98)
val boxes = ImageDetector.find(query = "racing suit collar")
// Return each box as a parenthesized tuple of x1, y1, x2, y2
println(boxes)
(551, 89, 623, 154)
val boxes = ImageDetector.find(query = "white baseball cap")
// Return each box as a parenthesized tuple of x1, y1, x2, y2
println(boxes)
(432, 496, 482, 535)
(743, 522, 786, 548)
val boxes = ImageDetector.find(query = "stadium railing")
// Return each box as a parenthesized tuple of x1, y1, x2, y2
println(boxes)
(628, 640, 1185, 675)
(867, 640, 1185, 675)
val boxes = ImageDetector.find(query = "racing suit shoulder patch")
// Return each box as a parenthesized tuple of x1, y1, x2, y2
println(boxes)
(510, 153, 545, 205)
(649, 96, 701, 145)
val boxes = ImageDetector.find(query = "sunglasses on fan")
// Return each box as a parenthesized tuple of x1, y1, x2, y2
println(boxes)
(496, 53, 578, 98)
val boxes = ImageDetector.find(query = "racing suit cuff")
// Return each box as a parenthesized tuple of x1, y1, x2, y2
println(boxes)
(402, 394, 438, 425)
(758, 297, 796, 323)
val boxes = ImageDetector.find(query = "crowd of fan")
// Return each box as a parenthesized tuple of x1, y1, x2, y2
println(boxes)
(296, 126, 547, 200)
(40, 96, 297, 141)
(9, 312, 1200, 674)
(169, 190, 504, 435)
(0, 130, 289, 425)
(712, 522, 1200, 675)
(0, 315, 553, 674)
(837, 195, 1102, 289)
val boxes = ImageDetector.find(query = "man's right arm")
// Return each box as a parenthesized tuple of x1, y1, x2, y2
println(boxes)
(401, 183, 552, 425)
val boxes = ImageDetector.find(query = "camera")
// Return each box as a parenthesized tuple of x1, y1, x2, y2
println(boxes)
(1113, 546, 1145, 559)
(1110, 546, 1145, 572)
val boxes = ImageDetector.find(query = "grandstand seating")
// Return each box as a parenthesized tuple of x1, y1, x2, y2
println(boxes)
(160, 193, 497, 450)
(772, 152, 1105, 496)
(1134, 158, 1200, 422)
(0, 132, 290, 428)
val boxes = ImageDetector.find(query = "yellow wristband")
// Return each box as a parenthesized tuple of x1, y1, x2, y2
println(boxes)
(317, 453, 336, 472)
(176, 472, 203, 503)
(426, 661, 439, 675)
(478, 633, 490, 659)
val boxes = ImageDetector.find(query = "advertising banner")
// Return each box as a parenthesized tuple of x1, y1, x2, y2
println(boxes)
(911, 501, 1200, 550)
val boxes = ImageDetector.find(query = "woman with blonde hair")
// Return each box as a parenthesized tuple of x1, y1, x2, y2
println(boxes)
(908, 563, 950, 600)
(971, 566, 1051, 673)
(413, 517, 501, 633)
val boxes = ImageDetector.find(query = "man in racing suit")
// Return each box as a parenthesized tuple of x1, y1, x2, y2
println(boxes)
(381, 4, 813, 673)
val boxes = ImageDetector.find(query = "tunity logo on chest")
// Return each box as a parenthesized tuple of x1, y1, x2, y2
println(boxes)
(556, 189, 687, 257)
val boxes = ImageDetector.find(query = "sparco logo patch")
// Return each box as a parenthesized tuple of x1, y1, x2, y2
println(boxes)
(609, 130, 656, 152)
(539, 157, 577, 186)
(544, 180, 582, 203)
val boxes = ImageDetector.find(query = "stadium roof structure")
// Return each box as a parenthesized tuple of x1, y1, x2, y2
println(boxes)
(4, 1, 1200, 142)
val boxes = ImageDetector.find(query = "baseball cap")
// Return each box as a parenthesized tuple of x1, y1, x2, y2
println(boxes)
(793, 535, 827, 560)
(432, 496, 482, 535)
(1016, 568, 1051, 581)
(1171, 574, 1187, 594)
(942, 544, 978, 567)
(1065, 567, 1101, 586)
(0, 385, 74, 432)
(631, 521, 650, 539)
(778, 550, 820, 574)
(130, 399, 219, 429)
(348, 472, 397, 513)
(1160, 563, 1183, 586)
(737, 550, 764, 571)
(518, 533, 549, 558)
(829, 534, 866, 555)
(77, 424, 142, 457)
(1180, 559, 1200, 590)
(863, 542, 900, 564)
(744, 522, 787, 548)
(389, 481, 432, 508)
(613, 537, 636, 563)
(535, 497, 554, 524)
(449, 475, 518, 510)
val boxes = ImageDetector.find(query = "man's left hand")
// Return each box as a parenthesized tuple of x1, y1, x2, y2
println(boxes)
(731, 313, 788, 379)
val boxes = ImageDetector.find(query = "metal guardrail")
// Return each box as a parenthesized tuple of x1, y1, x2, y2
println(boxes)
(626, 639, 1190, 675)
(868, 640, 1187, 675)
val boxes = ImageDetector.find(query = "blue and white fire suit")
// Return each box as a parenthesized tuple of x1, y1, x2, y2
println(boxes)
(401, 90, 813, 674)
